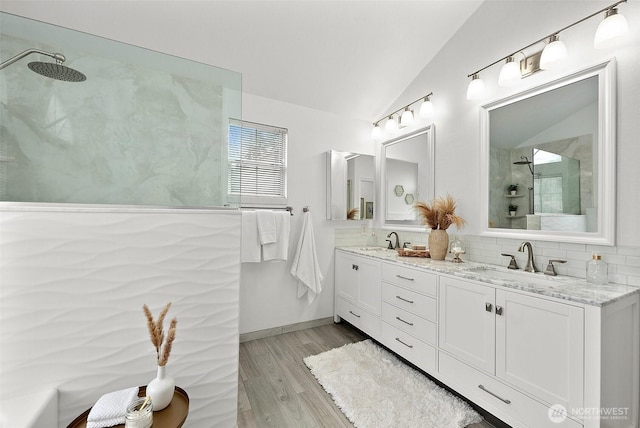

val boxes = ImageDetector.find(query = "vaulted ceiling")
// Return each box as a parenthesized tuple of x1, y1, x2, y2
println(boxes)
(0, 1, 484, 121)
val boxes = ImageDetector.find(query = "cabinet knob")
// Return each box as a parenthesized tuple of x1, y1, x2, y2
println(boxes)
(496, 305, 504, 316)
(352, 264, 359, 270)
(485, 303, 493, 312)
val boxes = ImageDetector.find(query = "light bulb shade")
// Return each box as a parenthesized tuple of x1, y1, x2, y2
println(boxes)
(540, 36, 567, 70)
(371, 124, 382, 140)
(419, 99, 434, 118)
(498, 57, 521, 87)
(385, 116, 398, 133)
(400, 108, 414, 126)
(594, 8, 629, 49)
(466, 75, 485, 100)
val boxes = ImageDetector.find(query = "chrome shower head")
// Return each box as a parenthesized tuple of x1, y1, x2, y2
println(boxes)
(0, 48, 86, 82)
(28, 61, 86, 82)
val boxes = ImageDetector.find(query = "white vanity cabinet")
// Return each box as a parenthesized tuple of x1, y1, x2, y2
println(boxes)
(334, 248, 640, 428)
(439, 276, 584, 426)
(334, 250, 382, 337)
(379, 262, 438, 372)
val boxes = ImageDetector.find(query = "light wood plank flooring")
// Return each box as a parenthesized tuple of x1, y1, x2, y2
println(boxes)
(237, 322, 497, 428)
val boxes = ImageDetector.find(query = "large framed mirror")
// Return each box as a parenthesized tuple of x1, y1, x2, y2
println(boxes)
(326, 150, 375, 220)
(381, 125, 435, 228)
(480, 60, 615, 245)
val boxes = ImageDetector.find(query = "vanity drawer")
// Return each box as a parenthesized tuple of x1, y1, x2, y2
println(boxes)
(336, 298, 380, 338)
(382, 263, 437, 296)
(439, 352, 582, 428)
(381, 322, 436, 373)
(382, 302, 436, 345)
(382, 282, 437, 322)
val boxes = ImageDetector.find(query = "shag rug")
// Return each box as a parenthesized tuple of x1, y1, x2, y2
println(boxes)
(304, 339, 483, 428)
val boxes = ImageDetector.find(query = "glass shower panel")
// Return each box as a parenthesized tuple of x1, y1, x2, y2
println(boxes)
(0, 12, 241, 207)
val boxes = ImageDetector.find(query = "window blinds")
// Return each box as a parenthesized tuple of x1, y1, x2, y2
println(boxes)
(228, 119, 288, 205)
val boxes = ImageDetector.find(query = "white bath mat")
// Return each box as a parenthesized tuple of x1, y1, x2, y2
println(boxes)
(304, 339, 483, 428)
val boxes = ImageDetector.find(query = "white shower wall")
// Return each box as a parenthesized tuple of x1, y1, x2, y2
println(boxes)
(0, 205, 240, 427)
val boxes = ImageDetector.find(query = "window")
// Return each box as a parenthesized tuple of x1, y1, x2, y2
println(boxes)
(228, 119, 288, 207)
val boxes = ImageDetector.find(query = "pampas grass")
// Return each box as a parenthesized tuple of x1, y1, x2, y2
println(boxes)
(347, 208, 359, 220)
(143, 302, 178, 366)
(414, 194, 466, 231)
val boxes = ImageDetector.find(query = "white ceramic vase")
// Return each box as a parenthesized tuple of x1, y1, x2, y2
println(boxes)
(146, 365, 175, 411)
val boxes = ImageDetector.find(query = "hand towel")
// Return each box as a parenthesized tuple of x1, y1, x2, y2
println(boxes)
(241, 211, 261, 263)
(263, 211, 291, 261)
(290, 211, 323, 304)
(86, 386, 139, 428)
(256, 210, 277, 244)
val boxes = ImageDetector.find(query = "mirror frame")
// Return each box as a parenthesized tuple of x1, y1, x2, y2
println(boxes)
(479, 59, 616, 245)
(380, 125, 435, 230)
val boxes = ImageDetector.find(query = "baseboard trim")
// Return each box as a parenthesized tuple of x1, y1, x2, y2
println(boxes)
(240, 317, 335, 343)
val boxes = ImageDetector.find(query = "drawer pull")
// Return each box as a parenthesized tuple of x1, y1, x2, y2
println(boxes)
(396, 295, 415, 304)
(395, 337, 414, 348)
(349, 310, 361, 318)
(395, 316, 414, 326)
(478, 384, 511, 404)
(396, 274, 415, 281)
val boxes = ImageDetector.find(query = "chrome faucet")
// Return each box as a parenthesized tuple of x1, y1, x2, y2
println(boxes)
(518, 241, 538, 273)
(386, 231, 400, 249)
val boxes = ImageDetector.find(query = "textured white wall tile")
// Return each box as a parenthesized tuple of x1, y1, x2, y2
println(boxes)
(0, 207, 240, 427)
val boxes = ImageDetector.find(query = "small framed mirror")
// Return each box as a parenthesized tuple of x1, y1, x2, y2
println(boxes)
(326, 150, 375, 220)
(480, 60, 615, 245)
(381, 125, 435, 228)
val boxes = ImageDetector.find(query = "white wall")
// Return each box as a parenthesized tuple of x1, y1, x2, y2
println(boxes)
(384, 0, 640, 246)
(240, 93, 371, 334)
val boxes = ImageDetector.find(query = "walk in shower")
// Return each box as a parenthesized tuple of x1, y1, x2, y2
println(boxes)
(0, 12, 243, 428)
(0, 12, 241, 207)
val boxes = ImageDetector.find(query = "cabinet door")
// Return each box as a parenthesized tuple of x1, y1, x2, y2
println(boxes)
(495, 290, 584, 410)
(356, 257, 382, 316)
(335, 252, 358, 304)
(439, 277, 496, 374)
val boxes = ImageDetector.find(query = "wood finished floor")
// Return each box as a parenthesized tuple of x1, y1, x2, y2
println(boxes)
(237, 322, 495, 428)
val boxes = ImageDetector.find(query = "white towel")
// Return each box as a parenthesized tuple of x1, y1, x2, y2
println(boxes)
(263, 211, 291, 261)
(86, 386, 139, 428)
(256, 210, 277, 244)
(290, 211, 323, 304)
(241, 211, 261, 263)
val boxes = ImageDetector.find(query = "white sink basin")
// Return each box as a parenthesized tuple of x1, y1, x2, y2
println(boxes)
(468, 267, 566, 288)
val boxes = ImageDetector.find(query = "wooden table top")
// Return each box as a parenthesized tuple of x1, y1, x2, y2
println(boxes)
(67, 386, 189, 428)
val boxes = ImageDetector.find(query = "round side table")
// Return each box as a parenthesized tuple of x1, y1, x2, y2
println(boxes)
(67, 386, 189, 428)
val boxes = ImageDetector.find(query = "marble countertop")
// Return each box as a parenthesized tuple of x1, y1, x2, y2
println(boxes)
(337, 246, 640, 307)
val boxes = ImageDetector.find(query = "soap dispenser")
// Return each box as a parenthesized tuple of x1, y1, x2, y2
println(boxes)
(586, 252, 608, 285)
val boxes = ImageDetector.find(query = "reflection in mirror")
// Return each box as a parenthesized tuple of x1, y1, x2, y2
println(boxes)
(481, 60, 615, 245)
(326, 150, 375, 220)
(382, 126, 435, 227)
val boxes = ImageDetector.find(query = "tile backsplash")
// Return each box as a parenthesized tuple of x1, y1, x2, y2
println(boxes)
(335, 227, 640, 287)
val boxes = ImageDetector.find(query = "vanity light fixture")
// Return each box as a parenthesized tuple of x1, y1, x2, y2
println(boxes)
(400, 107, 414, 127)
(594, 6, 630, 49)
(371, 123, 382, 140)
(497, 56, 521, 87)
(539, 34, 568, 70)
(466, 73, 485, 100)
(384, 114, 398, 133)
(371, 91, 434, 140)
(419, 94, 434, 118)
(466, 0, 629, 100)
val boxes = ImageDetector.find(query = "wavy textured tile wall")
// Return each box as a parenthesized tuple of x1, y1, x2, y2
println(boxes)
(0, 206, 240, 427)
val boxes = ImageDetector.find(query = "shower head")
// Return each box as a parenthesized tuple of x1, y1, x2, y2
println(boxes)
(513, 156, 532, 165)
(28, 61, 86, 82)
(513, 155, 534, 174)
(0, 48, 86, 82)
